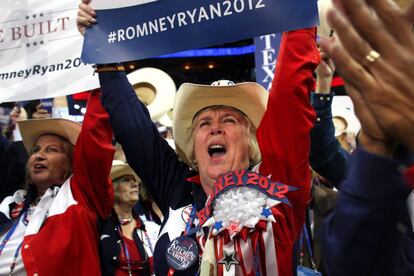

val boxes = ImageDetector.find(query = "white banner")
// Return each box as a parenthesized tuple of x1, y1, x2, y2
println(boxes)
(0, 0, 99, 103)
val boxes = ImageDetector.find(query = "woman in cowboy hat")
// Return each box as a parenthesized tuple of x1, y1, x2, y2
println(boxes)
(0, 91, 114, 275)
(78, 3, 319, 275)
(99, 160, 159, 276)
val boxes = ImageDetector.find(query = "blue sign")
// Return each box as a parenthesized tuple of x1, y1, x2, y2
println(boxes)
(40, 98, 54, 114)
(254, 33, 281, 91)
(81, 0, 319, 63)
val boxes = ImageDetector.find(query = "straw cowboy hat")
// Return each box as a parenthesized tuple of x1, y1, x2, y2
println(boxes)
(110, 160, 140, 183)
(18, 118, 81, 152)
(127, 67, 176, 122)
(173, 80, 269, 165)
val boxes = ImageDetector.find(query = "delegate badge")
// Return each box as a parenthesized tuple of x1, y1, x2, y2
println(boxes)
(166, 236, 199, 270)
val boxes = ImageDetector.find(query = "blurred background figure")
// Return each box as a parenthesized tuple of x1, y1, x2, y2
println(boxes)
(332, 98, 359, 153)
(99, 160, 160, 276)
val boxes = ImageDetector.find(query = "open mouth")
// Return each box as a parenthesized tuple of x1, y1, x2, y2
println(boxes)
(34, 164, 47, 170)
(208, 144, 227, 158)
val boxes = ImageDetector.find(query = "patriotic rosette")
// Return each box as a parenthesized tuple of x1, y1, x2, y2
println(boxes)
(197, 170, 297, 275)
(197, 170, 296, 239)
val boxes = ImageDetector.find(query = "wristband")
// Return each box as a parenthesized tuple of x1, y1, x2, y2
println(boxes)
(94, 63, 125, 73)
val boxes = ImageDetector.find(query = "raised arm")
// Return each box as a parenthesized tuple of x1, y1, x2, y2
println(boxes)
(309, 54, 350, 186)
(99, 71, 190, 214)
(71, 90, 115, 220)
(318, 0, 414, 273)
(309, 93, 350, 186)
(256, 27, 319, 261)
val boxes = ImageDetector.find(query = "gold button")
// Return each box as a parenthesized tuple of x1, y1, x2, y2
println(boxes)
(113, 256, 117, 260)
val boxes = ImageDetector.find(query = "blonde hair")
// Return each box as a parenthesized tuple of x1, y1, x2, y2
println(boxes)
(112, 177, 123, 203)
(188, 106, 261, 169)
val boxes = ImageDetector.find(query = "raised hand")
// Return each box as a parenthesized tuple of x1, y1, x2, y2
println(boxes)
(320, 0, 414, 153)
(315, 45, 336, 94)
(77, 0, 97, 35)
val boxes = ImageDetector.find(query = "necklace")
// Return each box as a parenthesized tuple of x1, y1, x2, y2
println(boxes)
(119, 216, 133, 225)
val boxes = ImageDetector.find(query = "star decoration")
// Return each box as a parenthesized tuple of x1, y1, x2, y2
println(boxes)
(261, 207, 272, 218)
(213, 221, 223, 233)
(227, 221, 240, 237)
(218, 250, 239, 271)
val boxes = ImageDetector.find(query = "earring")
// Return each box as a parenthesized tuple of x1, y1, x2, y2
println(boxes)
(192, 160, 198, 171)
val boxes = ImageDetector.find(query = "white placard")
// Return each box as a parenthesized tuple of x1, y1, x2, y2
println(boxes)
(0, 0, 99, 103)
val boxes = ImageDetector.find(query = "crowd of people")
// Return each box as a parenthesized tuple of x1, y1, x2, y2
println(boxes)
(0, 0, 413, 274)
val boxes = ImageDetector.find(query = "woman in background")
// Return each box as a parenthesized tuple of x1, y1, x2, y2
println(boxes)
(99, 160, 159, 276)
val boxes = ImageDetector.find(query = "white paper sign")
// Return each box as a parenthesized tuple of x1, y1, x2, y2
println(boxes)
(0, 0, 99, 103)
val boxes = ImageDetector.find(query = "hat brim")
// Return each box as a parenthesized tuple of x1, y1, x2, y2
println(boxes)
(18, 118, 81, 153)
(110, 164, 140, 183)
(173, 82, 268, 165)
(127, 67, 176, 122)
(332, 96, 361, 134)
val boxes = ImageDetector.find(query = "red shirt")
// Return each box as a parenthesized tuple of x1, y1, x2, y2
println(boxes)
(115, 236, 147, 276)
(405, 165, 414, 188)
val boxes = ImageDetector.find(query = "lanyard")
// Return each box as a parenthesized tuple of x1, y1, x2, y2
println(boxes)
(303, 224, 314, 260)
(0, 219, 21, 256)
(117, 227, 133, 276)
(299, 223, 318, 271)
(0, 210, 29, 255)
(0, 211, 29, 275)
(9, 241, 23, 275)
(141, 230, 154, 256)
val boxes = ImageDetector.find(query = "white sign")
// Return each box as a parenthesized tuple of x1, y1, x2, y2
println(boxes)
(0, 0, 99, 103)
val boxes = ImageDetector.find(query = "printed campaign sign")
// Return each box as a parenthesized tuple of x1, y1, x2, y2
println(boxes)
(254, 33, 281, 91)
(82, 0, 319, 63)
(0, 0, 99, 103)
(40, 98, 54, 113)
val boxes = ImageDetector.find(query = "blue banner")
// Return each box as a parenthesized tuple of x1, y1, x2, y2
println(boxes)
(81, 0, 318, 63)
(254, 33, 281, 91)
